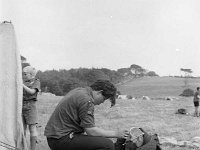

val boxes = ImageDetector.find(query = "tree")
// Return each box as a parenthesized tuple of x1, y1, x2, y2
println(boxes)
(180, 68, 193, 88)
(130, 64, 146, 77)
(117, 68, 131, 76)
(180, 68, 192, 76)
(146, 71, 158, 77)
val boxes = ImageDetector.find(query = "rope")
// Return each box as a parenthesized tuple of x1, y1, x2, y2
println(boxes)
(0, 141, 20, 150)
(0, 144, 15, 150)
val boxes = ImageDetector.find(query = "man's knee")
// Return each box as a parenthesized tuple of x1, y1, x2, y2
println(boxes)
(103, 138, 114, 150)
(29, 124, 38, 136)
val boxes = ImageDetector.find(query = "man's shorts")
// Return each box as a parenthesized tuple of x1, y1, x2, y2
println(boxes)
(194, 101, 199, 107)
(22, 101, 38, 125)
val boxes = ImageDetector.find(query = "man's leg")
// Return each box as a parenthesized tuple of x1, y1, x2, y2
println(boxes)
(195, 107, 198, 117)
(23, 122, 27, 136)
(196, 106, 199, 117)
(58, 134, 114, 150)
(29, 124, 38, 150)
(194, 101, 198, 117)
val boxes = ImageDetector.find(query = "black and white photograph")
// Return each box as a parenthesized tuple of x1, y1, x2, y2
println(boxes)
(1, 0, 200, 150)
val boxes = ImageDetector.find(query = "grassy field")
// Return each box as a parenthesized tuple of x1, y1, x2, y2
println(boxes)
(117, 76, 200, 97)
(35, 77, 200, 150)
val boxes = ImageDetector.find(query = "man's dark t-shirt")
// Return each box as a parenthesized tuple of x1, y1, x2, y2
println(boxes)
(44, 87, 95, 139)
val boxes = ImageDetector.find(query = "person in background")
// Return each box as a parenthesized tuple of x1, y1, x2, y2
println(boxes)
(44, 80, 130, 150)
(193, 87, 200, 117)
(22, 66, 40, 150)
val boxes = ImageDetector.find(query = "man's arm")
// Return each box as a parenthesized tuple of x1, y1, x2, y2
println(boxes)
(85, 126, 129, 138)
(197, 92, 200, 99)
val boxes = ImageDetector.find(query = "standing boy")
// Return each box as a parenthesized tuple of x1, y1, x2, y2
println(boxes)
(22, 66, 40, 150)
(193, 87, 200, 117)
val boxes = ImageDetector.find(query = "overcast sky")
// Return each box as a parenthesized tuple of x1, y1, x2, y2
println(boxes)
(2, 0, 200, 76)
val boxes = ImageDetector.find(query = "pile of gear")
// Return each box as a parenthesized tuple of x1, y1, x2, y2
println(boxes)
(115, 128, 162, 150)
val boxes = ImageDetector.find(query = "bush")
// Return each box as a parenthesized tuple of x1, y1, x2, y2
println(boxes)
(180, 88, 194, 97)
(126, 95, 133, 99)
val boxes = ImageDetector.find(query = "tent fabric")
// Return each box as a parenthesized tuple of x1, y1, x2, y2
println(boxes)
(0, 22, 27, 150)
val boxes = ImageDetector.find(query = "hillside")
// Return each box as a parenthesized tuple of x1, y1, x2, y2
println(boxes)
(117, 76, 200, 98)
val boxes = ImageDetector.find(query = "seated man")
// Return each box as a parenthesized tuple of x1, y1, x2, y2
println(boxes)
(44, 80, 130, 150)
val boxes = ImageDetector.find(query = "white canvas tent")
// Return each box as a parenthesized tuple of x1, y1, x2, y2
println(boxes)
(0, 22, 27, 150)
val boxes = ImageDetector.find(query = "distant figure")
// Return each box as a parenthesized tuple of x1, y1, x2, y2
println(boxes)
(193, 87, 200, 117)
(22, 66, 40, 150)
(44, 80, 130, 150)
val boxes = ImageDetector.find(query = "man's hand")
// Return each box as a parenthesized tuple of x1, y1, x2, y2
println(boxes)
(117, 129, 130, 139)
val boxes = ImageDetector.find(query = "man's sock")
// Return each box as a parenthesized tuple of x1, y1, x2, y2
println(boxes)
(30, 136, 37, 150)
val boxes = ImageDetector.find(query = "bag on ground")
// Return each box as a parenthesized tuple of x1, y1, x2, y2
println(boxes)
(114, 128, 162, 150)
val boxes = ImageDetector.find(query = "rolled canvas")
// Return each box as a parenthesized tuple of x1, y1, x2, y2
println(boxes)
(0, 22, 27, 150)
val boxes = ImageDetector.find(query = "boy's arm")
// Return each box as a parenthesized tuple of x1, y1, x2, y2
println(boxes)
(23, 84, 37, 95)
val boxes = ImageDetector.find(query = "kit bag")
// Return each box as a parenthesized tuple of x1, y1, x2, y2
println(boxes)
(114, 128, 162, 150)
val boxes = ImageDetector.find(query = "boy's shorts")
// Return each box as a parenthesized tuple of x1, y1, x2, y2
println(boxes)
(22, 101, 38, 125)
(194, 101, 199, 107)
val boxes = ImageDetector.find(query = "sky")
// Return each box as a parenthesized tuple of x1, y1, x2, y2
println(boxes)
(1, 0, 200, 76)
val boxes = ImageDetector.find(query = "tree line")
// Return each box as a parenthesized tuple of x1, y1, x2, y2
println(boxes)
(36, 68, 123, 96)
(36, 65, 158, 96)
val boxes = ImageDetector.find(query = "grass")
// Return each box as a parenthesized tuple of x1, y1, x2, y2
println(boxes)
(35, 77, 200, 150)
(117, 76, 200, 97)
